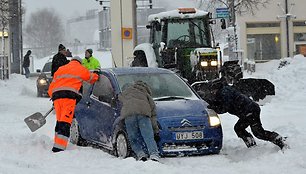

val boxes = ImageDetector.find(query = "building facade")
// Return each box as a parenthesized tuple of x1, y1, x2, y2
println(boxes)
(236, 0, 306, 63)
(0, 32, 10, 80)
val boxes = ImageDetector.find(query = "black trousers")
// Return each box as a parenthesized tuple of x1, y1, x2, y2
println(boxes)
(233, 104, 279, 142)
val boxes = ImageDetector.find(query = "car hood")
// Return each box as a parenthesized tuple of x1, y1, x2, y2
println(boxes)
(155, 99, 208, 118)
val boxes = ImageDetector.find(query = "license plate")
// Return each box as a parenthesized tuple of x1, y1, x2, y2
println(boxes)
(175, 131, 203, 140)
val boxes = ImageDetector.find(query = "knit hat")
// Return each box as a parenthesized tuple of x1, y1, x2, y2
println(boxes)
(86, 49, 93, 55)
(71, 56, 82, 63)
(58, 44, 66, 51)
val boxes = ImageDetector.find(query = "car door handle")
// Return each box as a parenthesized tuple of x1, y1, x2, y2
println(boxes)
(86, 101, 91, 108)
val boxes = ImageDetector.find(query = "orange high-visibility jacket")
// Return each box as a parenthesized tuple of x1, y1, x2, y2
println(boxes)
(48, 60, 98, 99)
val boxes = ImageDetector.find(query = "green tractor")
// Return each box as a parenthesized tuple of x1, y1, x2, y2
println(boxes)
(131, 8, 274, 102)
(131, 8, 241, 83)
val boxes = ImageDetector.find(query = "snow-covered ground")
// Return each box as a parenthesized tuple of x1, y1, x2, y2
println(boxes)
(0, 54, 306, 174)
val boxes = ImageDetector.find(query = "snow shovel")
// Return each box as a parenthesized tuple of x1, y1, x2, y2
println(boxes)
(24, 107, 54, 132)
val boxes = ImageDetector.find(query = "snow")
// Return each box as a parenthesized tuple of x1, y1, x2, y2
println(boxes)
(148, 8, 208, 22)
(1, 53, 306, 174)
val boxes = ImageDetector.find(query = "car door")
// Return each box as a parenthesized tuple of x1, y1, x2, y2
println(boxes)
(89, 73, 118, 146)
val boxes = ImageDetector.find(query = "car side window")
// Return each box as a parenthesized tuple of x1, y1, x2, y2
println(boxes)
(92, 75, 114, 103)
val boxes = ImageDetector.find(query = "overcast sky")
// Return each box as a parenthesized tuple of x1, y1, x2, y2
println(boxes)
(23, 0, 198, 23)
(23, 0, 100, 22)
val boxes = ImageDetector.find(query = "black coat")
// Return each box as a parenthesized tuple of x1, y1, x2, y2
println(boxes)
(208, 85, 259, 118)
(23, 54, 30, 68)
(51, 52, 69, 76)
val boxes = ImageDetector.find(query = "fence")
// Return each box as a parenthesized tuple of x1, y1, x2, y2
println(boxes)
(0, 55, 9, 80)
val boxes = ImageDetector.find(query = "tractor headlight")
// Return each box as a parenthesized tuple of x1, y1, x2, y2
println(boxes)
(201, 61, 208, 67)
(38, 78, 47, 85)
(211, 60, 218, 66)
(207, 109, 221, 127)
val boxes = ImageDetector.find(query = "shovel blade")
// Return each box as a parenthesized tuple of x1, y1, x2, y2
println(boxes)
(24, 112, 46, 132)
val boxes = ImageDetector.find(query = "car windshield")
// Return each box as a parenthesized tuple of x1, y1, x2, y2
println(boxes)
(42, 62, 52, 72)
(117, 73, 198, 100)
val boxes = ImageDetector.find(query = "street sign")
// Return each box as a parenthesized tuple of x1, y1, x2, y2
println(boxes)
(216, 7, 229, 18)
(122, 28, 133, 40)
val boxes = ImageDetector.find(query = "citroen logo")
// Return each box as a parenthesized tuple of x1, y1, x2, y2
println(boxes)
(181, 119, 192, 127)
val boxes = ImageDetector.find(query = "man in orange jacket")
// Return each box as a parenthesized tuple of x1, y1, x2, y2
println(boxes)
(48, 56, 99, 153)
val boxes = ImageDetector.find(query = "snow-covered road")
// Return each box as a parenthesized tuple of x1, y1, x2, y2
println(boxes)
(0, 55, 305, 174)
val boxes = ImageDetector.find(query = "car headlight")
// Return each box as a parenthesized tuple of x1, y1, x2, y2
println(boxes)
(38, 78, 47, 85)
(201, 61, 208, 67)
(207, 109, 221, 127)
(210, 60, 218, 66)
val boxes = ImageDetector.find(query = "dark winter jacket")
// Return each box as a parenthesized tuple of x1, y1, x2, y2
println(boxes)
(51, 52, 69, 76)
(118, 81, 159, 134)
(207, 85, 260, 118)
(23, 54, 30, 68)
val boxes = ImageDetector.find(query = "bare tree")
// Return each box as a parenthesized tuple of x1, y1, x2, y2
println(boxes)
(0, 0, 9, 54)
(197, 0, 271, 16)
(24, 8, 64, 57)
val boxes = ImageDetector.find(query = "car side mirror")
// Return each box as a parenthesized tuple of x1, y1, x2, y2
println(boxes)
(36, 69, 41, 73)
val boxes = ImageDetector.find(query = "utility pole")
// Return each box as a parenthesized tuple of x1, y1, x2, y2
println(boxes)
(227, 0, 238, 61)
(9, 0, 22, 74)
(277, 0, 296, 58)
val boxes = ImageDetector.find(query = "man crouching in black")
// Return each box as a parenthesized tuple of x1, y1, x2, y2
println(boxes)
(200, 78, 288, 150)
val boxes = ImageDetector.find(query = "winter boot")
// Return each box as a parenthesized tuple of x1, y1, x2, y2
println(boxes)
(241, 136, 257, 148)
(137, 154, 148, 161)
(149, 154, 160, 162)
(52, 147, 63, 153)
(272, 136, 289, 150)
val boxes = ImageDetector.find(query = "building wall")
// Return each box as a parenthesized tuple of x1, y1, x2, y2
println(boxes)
(0, 32, 10, 80)
(236, 0, 306, 62)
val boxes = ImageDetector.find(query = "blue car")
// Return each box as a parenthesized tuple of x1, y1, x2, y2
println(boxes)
(70, 67, 222, 158)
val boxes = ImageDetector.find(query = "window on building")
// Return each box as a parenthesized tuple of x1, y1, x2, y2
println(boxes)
(293, 21, 306, 27)
(246, 22, 280, 28)
(247, 34, 281, 61)
(294, 33, 306, 41)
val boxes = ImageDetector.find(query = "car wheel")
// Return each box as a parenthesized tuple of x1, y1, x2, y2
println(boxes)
(115, 132, 131, 158)
(70, 118, 87, 146)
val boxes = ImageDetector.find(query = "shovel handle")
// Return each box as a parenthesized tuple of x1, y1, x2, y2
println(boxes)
(43, 107, 54, 118)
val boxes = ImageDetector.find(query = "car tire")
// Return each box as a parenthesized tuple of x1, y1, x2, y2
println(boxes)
(115, 132, 131, 158)
(70, 118, 87, 146)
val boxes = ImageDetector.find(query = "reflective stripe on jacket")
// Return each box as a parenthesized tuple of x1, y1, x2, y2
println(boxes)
(48, 60, 99, 99)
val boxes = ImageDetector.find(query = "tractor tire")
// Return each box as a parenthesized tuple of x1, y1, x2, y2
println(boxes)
(132, 51, 148, 67)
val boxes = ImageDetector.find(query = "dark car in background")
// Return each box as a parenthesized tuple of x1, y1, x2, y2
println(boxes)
(71, 67, 223, 158)
(36, 61, 52, 97)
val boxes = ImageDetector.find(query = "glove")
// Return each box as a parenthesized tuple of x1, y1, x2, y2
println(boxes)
(93, 70, 100, 75)
(154, 133, 161, 142)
